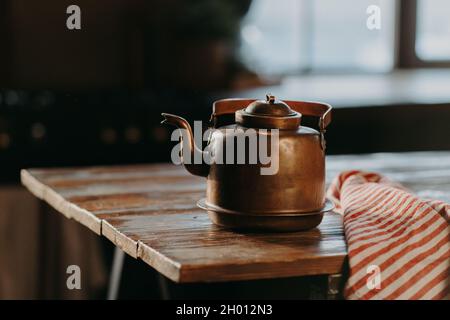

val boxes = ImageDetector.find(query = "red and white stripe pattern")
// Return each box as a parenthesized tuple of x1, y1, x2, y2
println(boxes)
(327, 170, 450, 300)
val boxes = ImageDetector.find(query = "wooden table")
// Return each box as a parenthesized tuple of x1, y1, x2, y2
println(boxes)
(21, 151, 450, 299)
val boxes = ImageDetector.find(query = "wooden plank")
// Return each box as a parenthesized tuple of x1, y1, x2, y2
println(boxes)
(101, 206, 203, 259)
(135, 211, 346, 282)
(21, 169, 102, 234)
(326, 152, 450, 203)
(20, 164, 204, 236)
(20, 152, 450, 283)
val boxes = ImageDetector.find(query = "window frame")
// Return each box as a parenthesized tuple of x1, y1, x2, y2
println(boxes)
(398, 0, 450, 68)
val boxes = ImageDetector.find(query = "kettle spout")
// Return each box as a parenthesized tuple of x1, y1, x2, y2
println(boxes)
(161, 113, 209, 177)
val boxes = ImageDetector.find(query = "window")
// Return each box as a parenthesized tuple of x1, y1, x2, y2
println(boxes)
(239, 0, 305, 75)
(239, 0, 397, 76)
(416, 0, 450, 61)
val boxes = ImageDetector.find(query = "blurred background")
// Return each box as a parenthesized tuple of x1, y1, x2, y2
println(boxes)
(1, 0, 450, 299)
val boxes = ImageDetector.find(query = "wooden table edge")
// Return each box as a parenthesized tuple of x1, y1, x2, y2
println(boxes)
(21, 169, 102, 235)
(137, 241, 182, 282)
(175, 254, 348, 283)
(137, 236, 347, 283)
(102, 220, 138, 258)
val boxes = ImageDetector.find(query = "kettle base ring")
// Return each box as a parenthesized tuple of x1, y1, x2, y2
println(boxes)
(197, 198, 334, 232)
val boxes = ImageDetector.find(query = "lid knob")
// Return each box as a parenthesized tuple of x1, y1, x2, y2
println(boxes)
(235, 95, 302, 129)
(266, 94, 276, 104)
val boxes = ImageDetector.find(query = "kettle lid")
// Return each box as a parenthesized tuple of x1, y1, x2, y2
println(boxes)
(235, 94, 301, 129)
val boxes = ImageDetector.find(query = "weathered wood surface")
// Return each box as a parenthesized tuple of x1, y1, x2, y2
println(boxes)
(326, 152, 450, 203)
(21, 152, 450, 282)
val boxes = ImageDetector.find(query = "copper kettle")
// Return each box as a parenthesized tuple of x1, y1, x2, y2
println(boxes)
(162, 95, 333, 231)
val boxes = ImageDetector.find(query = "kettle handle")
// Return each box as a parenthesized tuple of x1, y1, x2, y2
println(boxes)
(211, 98, 332, 132)
(210, 98, 257, 127)
(285, 100, 332, 150)
(284, 100, 332, 133)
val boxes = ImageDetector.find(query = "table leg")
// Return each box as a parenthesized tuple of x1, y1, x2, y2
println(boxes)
(157, 274, 171, 300)
(107, 247, 125, 300)
(327, 273, 343, 300)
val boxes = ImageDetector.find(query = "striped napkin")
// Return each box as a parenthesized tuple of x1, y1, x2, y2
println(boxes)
(327, 170, 450, 300)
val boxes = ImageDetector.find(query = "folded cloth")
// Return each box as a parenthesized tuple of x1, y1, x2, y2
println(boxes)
(327, 170, 450, 300)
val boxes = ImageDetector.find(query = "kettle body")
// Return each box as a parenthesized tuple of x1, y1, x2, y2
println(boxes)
(162, 95, 332, 230)
(206, 123, 325, 214)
